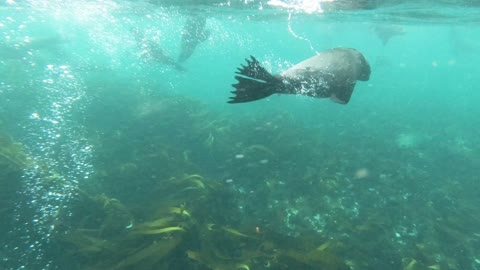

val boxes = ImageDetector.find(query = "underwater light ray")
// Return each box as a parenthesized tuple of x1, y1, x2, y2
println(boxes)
(267, 0, 335, 14)
(4, 64, 94, 270)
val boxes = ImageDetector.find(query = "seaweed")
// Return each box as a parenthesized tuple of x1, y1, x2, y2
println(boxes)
(0, 131, 28, 225)
(57, 167, 353, 270)
(52, 93, 480, 270)
(0, 132, 28, 171)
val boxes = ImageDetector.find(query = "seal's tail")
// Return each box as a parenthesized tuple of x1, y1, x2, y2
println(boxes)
(228, 56, 281, 104)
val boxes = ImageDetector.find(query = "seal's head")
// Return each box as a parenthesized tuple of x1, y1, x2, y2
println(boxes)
(356, 52, 371, 81)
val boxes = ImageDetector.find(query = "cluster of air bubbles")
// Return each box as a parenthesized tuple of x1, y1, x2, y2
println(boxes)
(267, 0, 330, 14)
(5, 64, 93, 269)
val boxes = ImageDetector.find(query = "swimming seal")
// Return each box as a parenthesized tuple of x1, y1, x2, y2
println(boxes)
(178, 15, 210, 63)
(228, 48, 371, 104)
(131, 28, 185, 71)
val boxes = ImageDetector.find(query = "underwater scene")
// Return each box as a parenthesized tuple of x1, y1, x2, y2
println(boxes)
(1, 0, 480, 269)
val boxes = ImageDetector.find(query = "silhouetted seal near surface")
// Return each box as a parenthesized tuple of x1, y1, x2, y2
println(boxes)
(178, 15, 210, 63)
(131, 28, 185, 71)
(228, 48, 371, 104)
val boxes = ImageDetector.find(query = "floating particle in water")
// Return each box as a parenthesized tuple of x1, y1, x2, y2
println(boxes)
(235, 154, 244, 159)
(395, 133, 419, 148)
(259, 159, 269, 164)
(354, 168, 369, 179)
(447, 59, 456, 66)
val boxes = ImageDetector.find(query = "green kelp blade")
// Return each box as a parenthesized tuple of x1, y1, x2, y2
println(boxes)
(187, 250, 252, 270)
(114, 237, 182, 269)
(136, 226, 185, 235)
(284, 248, 349, 270)
(150, 206, 192, 222)
(0, 135, 28, 169)
(59, 230, 113, 256)
(169, 207, 191, 217)
(222, 227, 254, 238)
(236, 264, 250, 270)
(182, 174, 206, 188)
(246, 144, 275, 157)
(135, 216, 175, 230)
(313, 241, 331, 253)
(166, 174, 206, 190)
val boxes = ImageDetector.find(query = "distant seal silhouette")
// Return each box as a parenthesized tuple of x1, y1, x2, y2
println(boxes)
(178, 15, 210, 63)
(228, 48, 371, 104)
(131, 28, 185, 71)
(373, 25, 405, 45)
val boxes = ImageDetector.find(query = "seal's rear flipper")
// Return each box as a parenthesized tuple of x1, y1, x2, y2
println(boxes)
(228, 56, 281, 103)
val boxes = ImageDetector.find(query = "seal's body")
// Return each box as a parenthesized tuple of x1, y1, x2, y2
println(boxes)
(228, 48, 371, 104)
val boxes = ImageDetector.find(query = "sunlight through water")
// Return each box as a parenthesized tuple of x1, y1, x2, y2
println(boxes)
(6, 65, 93, 269)
(267, 0, 333, 14)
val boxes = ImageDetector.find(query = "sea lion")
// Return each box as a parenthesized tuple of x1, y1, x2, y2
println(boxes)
(373, 25, 405, 45)
(178, 15, 210, 63)
(228, 48, 371, 104)
(131, 28, 185, 71)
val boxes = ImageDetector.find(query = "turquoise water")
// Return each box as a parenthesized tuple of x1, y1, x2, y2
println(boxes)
(1, 1, 480, 269)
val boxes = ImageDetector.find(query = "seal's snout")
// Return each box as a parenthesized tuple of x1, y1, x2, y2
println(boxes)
(358, 55, 371, 81)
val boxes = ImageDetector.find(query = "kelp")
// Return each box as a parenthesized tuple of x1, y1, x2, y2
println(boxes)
(135, 226, 185, 235)
(134, 216, 176, 230)
(245, 144, 275, 157)
(55, 93, 480, 270)
(221, 226, 255, 239)
(113, 236, 183, 270)
(185, 223, 261, 270)
(59, 170, 355, 270)
(56, 173, 198, 269)
(0, 132, 27, 172)
(281, 243, 349, 270)
(0, 131, 28, 228)
(54, 94, 359, 270)
(187, 224, 351, 270)
(186, 250, 253, 270)
(401, 257, 440, 270)
(60, 229, 115, 256)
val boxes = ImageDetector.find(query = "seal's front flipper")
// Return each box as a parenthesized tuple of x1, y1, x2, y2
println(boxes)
(150, 46, 186, 72)
(200, 30, 210, 43)
(330, 82, 355, 104)
(228, 56, 281, 104)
